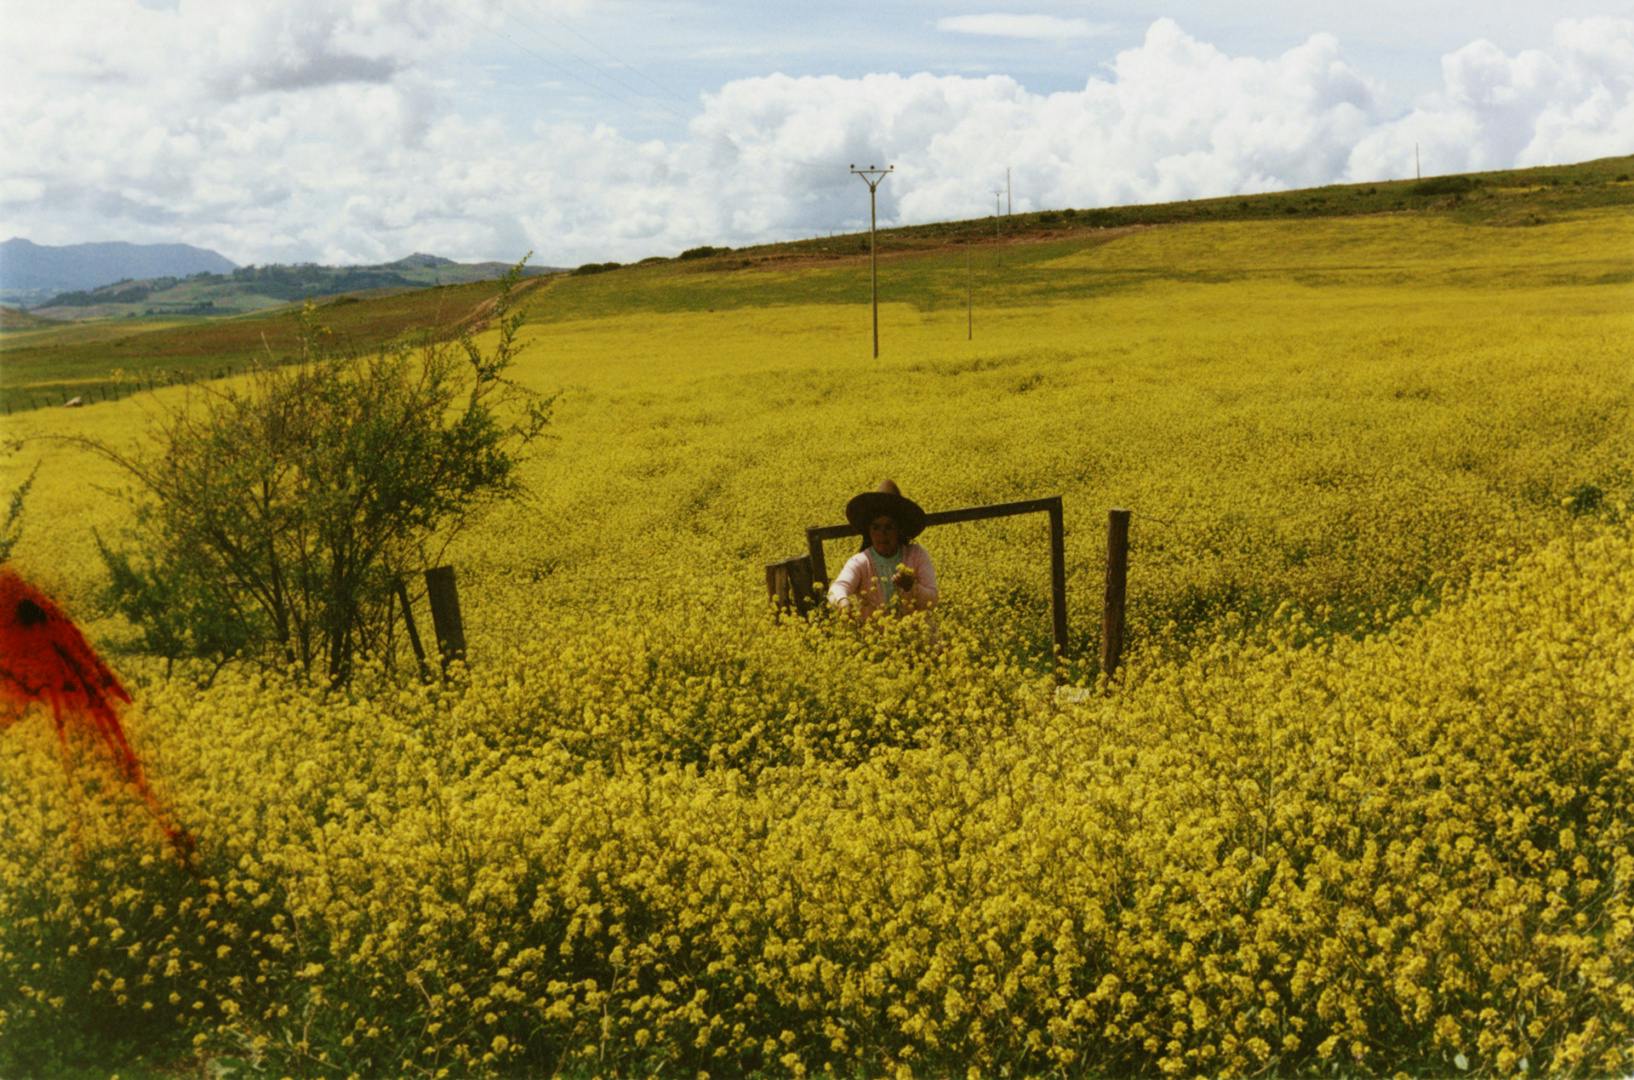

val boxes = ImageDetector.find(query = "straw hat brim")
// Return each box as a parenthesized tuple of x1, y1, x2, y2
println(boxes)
(845, 490, 927, 540)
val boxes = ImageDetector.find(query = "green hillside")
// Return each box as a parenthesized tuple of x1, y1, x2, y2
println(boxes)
(0, 305, 59, 330)
(2, 153, 1628, 411)
(0, 277, 551, 409)
(711, 152, 1634, 266)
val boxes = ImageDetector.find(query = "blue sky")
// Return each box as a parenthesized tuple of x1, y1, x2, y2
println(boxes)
(463, 1, 1602, 135)
(2, 1, 1630, 267)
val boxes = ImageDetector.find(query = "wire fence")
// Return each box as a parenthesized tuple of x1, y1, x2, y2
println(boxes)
(1, 364, 260, 417)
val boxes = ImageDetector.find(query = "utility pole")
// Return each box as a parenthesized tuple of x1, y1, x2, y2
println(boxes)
(992, 188, 1003, 240)
(1416, 143, 1421, 180)
(1006, 167, 1012, 215)
(954, 245, 967, 339)
(850, 163, 893, 359)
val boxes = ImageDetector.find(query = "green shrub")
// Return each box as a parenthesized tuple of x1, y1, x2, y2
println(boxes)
(90, 263, 552, 683)
(1412, 176, 1477, 196)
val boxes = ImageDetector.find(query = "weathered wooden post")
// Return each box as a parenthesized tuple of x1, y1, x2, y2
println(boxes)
(1102, 508, 1131, 680)
(765, 554, 817, 615)
(424, 565, 466, 670)
(1046, 496, 1068, 661)
(394, 578, 431, 679)
(806, 528, 830, 595)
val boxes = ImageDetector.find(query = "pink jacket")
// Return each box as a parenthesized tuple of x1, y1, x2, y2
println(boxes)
(827, 543, 939, 619)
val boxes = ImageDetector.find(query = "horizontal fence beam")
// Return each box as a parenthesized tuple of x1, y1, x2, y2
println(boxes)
(805, 496, 1065, 544)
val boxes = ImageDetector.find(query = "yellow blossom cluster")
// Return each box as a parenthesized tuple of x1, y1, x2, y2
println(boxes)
(1, 207, 1630, 1075)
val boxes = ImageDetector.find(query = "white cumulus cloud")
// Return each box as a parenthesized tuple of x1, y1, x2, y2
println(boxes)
(1346, 17, 1634, 178)
(1, 8, 1630, 269)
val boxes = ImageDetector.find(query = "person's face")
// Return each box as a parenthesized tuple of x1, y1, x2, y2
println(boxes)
(869, 515, 900, 557)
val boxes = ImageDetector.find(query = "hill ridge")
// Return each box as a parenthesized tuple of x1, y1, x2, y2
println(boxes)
(0, 237, 237, 306)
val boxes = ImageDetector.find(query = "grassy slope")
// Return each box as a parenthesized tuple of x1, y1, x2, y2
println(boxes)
(0, 305, 60, 329)
(2, 154, 1628, 408)
(0, 278, 544, 407)
(1, 162, 1631, 1078)
(3, 154, 1630, 648)
(702, 152, 1634, 261)
(463, 207, 1632, 657)
(0, 156, 1630, 1079)
(10, 200, 1627, 668)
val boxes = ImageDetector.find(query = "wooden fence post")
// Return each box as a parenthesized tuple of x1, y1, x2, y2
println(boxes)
(394, 578, 431, 680)
(1101, 508, 1131, 680)
(805, 528, 830, 595)
(1046, 497, 1068, 662)
(765, 555, 816, 615)
(424, 565, 466, 670)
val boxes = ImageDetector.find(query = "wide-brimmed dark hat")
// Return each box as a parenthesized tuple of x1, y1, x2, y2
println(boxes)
(845, 479, 927, 540)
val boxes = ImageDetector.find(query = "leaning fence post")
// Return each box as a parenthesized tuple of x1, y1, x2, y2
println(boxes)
(1101, 508, 1131, 680)
(424, 565, 466, 671)
(394, 578, 431, 679)
(765, 555, 816, 615)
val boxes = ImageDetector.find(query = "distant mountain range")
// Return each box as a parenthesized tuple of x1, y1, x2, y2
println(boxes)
(0, 238, 237, 306)
(0, 239, 557, 318)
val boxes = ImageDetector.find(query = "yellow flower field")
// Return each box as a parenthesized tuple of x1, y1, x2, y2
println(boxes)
(1, 206, 1631, 1075)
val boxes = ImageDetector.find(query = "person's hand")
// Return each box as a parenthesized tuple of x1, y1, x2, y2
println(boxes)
(892, 565, 917, 593)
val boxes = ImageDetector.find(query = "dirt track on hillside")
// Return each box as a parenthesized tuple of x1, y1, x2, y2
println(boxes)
(690, 224, 1148, 274)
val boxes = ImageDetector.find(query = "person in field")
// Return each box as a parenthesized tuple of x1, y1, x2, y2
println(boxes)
(827, 479, 939, 618)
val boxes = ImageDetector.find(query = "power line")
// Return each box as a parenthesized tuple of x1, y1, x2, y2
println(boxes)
(462, 6, 690, 129)
(468, 6, 844, 175)
(495, 1, 696, 127)
(517, 0, 692, 107)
